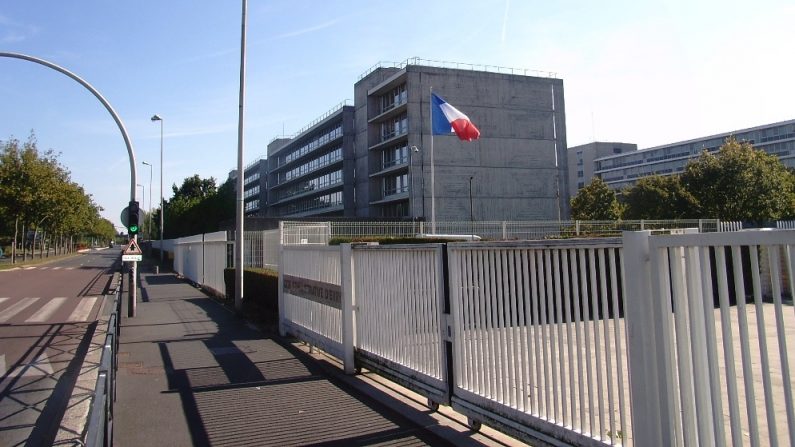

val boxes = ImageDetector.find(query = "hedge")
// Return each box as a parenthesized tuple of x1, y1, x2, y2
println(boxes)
(223, 267, 279, 316)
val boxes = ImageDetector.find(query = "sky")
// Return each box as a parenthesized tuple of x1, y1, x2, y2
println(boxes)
(1, 0, 793, 231)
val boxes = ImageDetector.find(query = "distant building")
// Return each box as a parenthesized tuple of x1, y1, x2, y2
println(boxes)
(243, 158, 267, 216)
(242, 59, 568, 221)
(265, 105, 355, 218)
(588, 119, 795, 192)
(567, 142, 637, 200)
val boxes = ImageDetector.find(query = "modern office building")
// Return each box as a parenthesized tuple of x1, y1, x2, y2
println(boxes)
(567, 142, 637, 200)
(590, 119, 795, 191)
(354, 60, 568, 221)
(242, 158, 267, 216)
(244, 59, 568, 221)
(265, 104, 356, 218)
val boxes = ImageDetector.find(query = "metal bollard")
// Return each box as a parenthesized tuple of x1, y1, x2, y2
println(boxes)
(155, 266, 159, 274)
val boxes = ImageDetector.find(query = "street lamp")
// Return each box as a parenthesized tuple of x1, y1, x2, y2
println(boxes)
(410, 145, 425, 220)
(142, 161, 153, 240)
(151, 114, 164, 263)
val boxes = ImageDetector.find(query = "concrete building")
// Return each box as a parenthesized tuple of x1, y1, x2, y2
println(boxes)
(242, 158, 267, 216)
(265, 104, 356, 218)
(567, 142, 637, 200)
(591, 119, 795, 191)
(244, 59, 568, 222)
(354, 60, 568, 221)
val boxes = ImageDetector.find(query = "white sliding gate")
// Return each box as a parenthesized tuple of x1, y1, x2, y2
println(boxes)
(279, 230, 795, 447)
(279, 245, 344, 360)
(352, 244, 449, 406)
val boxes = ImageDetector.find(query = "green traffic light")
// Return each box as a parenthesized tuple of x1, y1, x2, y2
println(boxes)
(129, 225, 139, 233)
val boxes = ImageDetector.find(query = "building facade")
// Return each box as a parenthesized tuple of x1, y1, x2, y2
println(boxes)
(242, 158, 267, 216)
(354, 61, 569, 221)
(244, 59, 569, 222)
(265, 104, 356, 218)
(591, 119, 795, 191)
(567, 142, 637, 200)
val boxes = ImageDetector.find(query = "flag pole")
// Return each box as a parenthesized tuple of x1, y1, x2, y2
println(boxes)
(430, 86, 436, 234)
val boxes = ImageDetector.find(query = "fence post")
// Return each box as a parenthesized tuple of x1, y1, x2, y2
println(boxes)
(502, 221, 507, 239)
(340, 243, 356, 374)
(698, 219, 703, 233)
(623, 230, 676, 446)
(575, 220, 580, 236)
(278, 243, 286, 337)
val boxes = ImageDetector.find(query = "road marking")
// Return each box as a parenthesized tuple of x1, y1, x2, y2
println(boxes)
(68, 297, 99, 322)
(23, 266, 36, 270)
(0, 297, 39, 323)
(26, 297, 68, 323)
(51, 267, 60, 270)
(0, 354, 4, 375)
(0, 297, 8, 305)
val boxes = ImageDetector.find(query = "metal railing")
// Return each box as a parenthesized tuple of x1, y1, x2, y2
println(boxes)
(85, 270, 122, 447)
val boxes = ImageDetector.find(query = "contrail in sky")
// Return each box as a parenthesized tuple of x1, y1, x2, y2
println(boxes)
(501, 0, 511, 45)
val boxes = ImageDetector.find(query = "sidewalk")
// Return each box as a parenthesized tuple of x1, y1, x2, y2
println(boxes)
(115, 267, 521, 446)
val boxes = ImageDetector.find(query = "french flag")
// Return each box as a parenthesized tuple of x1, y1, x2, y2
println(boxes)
(431, 93, 481, 141)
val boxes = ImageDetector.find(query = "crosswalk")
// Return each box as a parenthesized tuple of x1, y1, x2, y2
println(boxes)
(0, 296, 101, 324)
(0, 266, 77, 272)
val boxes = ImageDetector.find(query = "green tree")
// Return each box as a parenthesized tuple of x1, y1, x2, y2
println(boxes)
(680, 138, 795, 223)
(622, 175, 699, 219)
(570, 178, 623, 220)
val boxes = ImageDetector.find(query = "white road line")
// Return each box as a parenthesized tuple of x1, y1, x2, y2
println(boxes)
(26, 297, 68, 323)
(0, 354, 5, 375)
(68, 297, 99, 322)
(0, 297, 39, 323)
(0, 297, 8, 305)
(22, 267, 36, 270)
(51, 267, 60, 270)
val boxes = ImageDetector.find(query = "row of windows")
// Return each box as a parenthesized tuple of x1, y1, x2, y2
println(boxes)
(278, 147, 343, 184)
(279, 125, 343, 167)
(275, 169, 343, 202)
(245, 171, 260, 185)
(382, 143, 409, 169)
(381, 84, 407, 114)
(383, 173, 408, 197)
(381, 113, 408, 142)
(244, 199, 259, 212)
(244, 185, 260, 199)
(278, 191, 343, 216)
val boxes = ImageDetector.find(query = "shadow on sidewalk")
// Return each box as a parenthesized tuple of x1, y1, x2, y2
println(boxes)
(139, 291, 456, 446)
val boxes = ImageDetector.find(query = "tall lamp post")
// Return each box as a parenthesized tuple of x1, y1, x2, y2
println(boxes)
(151, 114, 164, 263)
(142, 161, 153, 240)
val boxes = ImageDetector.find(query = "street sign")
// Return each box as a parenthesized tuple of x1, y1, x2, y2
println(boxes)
(124, 238, 142, 255)
(120, 206, 129, 227)
(122, 254, 142, 262)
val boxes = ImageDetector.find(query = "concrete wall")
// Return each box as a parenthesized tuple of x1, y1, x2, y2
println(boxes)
(403, 66, 569, 221)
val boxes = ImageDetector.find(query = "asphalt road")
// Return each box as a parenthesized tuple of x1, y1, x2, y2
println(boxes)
(0, 249, 118, 447)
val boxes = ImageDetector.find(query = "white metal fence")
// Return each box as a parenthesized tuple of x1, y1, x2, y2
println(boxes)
(448, 240, 629, 446)
(281, 219, 731, 242)
(279, 229, 795, 446)
(625, 230, 795, 447)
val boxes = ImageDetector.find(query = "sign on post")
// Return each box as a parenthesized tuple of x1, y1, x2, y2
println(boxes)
(122, 238, 143, 262)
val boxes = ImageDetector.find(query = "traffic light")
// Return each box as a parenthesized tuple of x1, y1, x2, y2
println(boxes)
(127, 201, 140, 235)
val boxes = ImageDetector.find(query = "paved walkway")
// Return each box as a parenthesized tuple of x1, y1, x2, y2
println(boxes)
(115, 267, 518, 446)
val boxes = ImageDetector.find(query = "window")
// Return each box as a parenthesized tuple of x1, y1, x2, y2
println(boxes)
(577, 170, 584, 178)
(613, 147, 623, 154)
(381, 113, 408, 141)
(381, 84, 407, 113)
(577, 182, 584, 189)
(382, 144, 408, 169)
(383, 173, 408, 196)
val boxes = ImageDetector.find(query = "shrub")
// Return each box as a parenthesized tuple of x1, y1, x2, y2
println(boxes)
(224, 268, 279, 326)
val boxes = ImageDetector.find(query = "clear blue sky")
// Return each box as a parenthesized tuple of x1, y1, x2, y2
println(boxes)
(1, 1, 793, 230)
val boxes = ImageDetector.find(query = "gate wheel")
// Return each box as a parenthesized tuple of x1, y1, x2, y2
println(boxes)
(467, 417, 482, 432)
(426, 398, 439, 412)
